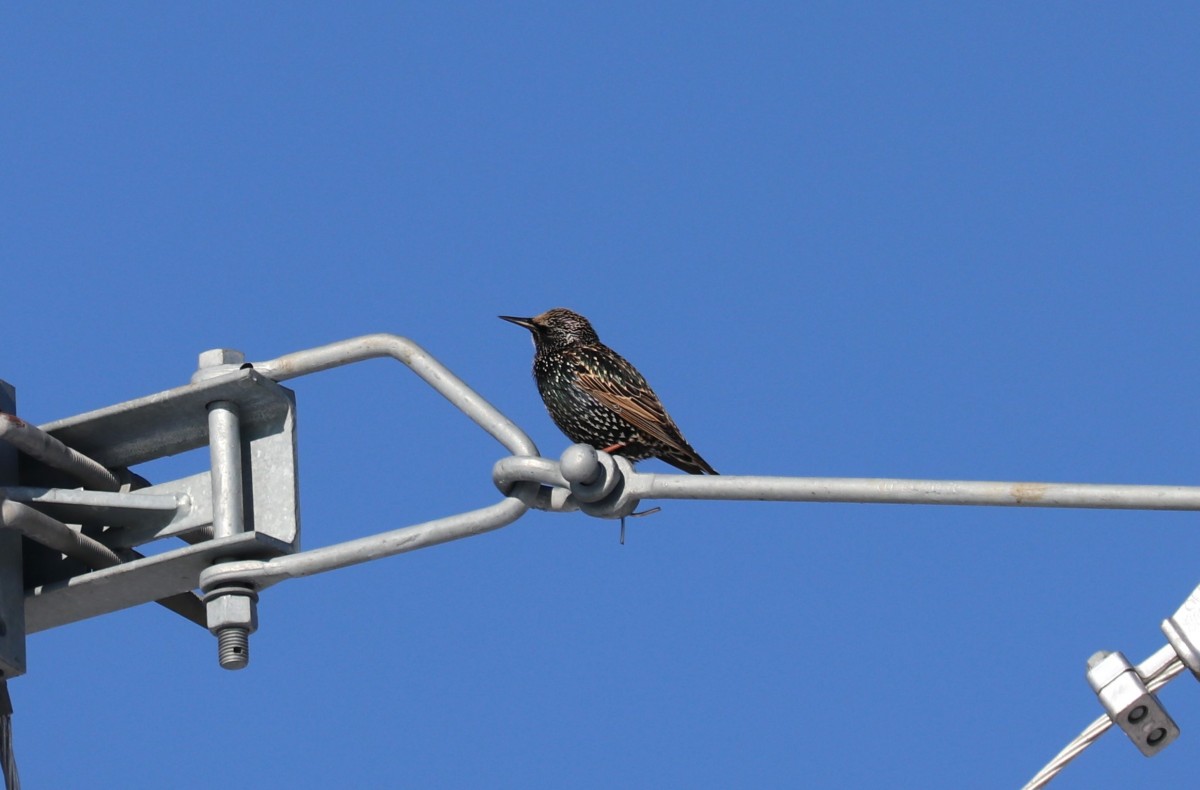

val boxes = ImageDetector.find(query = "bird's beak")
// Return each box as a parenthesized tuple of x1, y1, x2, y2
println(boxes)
(499, 315, 536, 331)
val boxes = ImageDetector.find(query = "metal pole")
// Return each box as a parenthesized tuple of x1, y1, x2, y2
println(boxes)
(204, 397, 254, 669)
(492, 448, 1200, 515)
(206, 401, 244, 540)
(623, 472, 1200, 511)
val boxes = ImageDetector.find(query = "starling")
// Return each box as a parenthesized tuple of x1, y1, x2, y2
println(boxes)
(500, 308, 717, 475)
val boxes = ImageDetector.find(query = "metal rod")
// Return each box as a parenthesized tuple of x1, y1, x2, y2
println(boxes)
(0, 500, 121, 569)
(0, 487, 179, 513)
(0, 412, 119, 492)
(623, 473, 1200, 511)
(275, 495, 529, 579)
(206, 401, 244, 540)
(249, 334, 538, 457)
(201, 490, 534, 591)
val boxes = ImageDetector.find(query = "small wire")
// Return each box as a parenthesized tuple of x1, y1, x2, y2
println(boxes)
(1022, 645, 1186, 790)
(1022, 712, 1113, 790)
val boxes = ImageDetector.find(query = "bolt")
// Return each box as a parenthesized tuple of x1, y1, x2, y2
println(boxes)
(204, 586, 258, 671)
(217, 627, 250, 670)
(192, 348, 248, 383)
(1086, 650, 1112, 671)
(198, 348, 245, 369)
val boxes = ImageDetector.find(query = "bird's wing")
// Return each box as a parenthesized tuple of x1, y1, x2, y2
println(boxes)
(575, 368, 691, 452)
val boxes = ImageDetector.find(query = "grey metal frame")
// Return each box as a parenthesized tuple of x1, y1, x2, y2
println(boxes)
(0, 386, 24, 681)
(0, 333, 1196, 785)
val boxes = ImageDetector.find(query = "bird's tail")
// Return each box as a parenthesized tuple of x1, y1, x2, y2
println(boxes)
(661, 450, 718, 475)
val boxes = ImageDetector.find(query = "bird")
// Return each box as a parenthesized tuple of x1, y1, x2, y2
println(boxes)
(500, 308, 717, 475)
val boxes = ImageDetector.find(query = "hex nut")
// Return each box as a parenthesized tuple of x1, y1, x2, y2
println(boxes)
(206, 592, 259, 634)
(198, 349, 246, 369)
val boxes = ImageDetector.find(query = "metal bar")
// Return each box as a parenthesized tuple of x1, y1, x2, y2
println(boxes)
(0, 500, 122, 569)
(201, 490, 534, 591)
(495, 447, 1200, 513)
(111, 548, 207, 628)
(0, 486, 207, 547)
(623, 473, 1200, 511)
(38, 370, 292, 470)
(0, 412, 119, 491)
(0, 487, 180, 513)
(207, 401, 244, 540)
(248, 334, 538, 457)
(25, 532, 286, 633)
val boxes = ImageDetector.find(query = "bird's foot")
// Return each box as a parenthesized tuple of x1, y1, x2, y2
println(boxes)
(601, 442, 627, 454)
(619, 506, 662, 545)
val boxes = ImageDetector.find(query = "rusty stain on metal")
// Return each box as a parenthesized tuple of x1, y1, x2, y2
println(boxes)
(1011, 482, 1048, 503)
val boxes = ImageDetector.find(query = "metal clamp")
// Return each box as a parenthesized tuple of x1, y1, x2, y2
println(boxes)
(1086, 650, 1178, 756)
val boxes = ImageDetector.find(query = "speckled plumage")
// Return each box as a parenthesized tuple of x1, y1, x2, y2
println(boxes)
(500, 308, 717, 475)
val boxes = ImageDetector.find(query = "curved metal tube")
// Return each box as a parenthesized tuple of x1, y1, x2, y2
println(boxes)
(200, 488, 536, 592)
(190, 336, 543, 592)
(492, 456, 569, 494)
(249, 334, 538, 457)
(492, 456, 577, 512)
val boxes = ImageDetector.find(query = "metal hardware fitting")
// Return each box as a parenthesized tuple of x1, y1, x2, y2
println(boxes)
(1086, 649, 1178, 756)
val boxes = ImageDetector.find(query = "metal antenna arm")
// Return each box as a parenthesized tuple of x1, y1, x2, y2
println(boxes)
(493, 444, 1200, 513)
(200, 490, 533, 592)
(248, 333, 538, 457)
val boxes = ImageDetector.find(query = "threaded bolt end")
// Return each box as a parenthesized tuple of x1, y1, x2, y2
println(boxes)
(217, 626, 250, 670)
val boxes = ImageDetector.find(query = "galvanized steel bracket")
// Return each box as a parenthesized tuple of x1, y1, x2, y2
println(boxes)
(23, 367, 300, 634)
(1, 334, 539, 672)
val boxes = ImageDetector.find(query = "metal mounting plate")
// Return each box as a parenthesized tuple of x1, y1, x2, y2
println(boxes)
(39, 369, 292, 468)
(26, 532, 292, 633)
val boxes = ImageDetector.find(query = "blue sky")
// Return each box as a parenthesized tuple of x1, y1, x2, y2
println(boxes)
(4, 3, 1200, 788)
